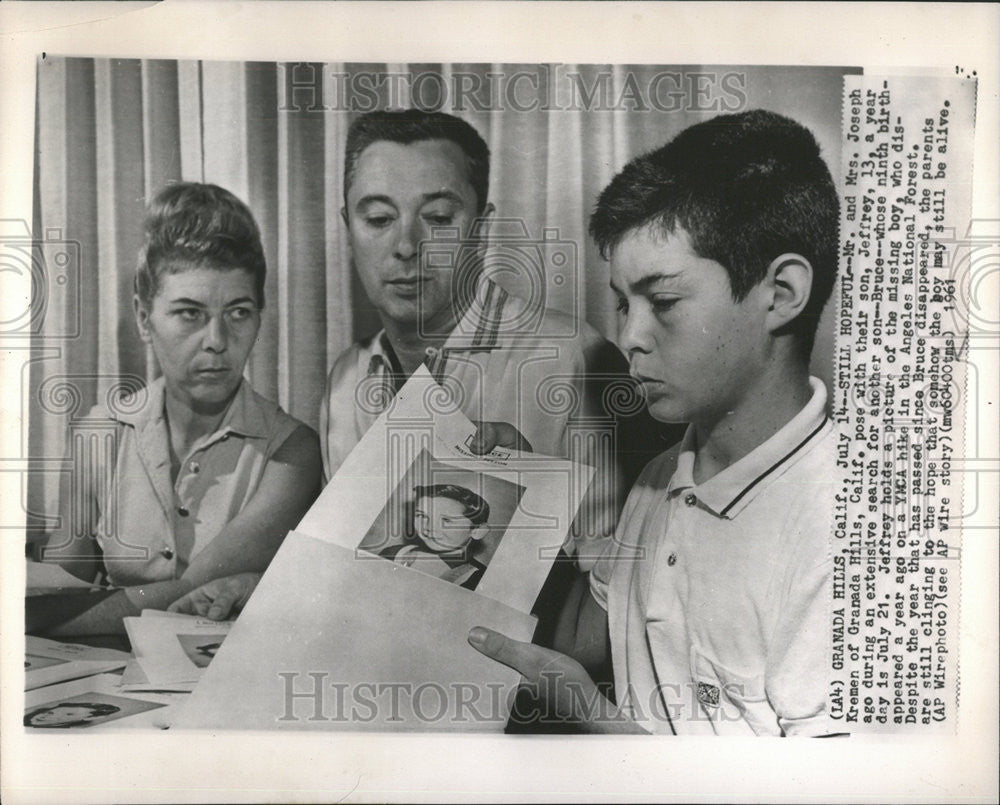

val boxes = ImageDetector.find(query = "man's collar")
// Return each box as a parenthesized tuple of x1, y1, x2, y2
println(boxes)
(667, 378, 831, 518)
(365, 276, 511, 380)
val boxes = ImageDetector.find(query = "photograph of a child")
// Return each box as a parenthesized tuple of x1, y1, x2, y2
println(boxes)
(24, 692, 164, 729)
(176, 634, 226, 669)
(358, 451, 525, 591)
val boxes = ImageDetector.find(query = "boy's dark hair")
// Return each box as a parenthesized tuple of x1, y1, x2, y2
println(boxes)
(589, 109, 839, 356)
(135, 182, 267, 308)
(413, 483, 490, 526)
(344, 110, 491, 214)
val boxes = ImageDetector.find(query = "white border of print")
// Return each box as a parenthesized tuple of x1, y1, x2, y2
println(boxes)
(1, 3, 997, 803)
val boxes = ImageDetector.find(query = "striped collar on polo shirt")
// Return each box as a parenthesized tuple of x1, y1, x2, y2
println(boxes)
(666, 377, 832, 518)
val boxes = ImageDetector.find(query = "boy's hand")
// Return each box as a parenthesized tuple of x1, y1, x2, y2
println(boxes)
(469, 421, 533, 454)
(467, 626, 646, 734)
(167, 572, 261, 620)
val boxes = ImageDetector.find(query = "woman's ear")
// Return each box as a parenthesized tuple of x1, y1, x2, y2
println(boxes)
(764, 253, 813, 334)
(469, 523, 489, 542)
(134, 295, 152, 342)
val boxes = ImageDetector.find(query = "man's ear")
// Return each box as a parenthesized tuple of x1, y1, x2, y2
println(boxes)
(133, 295, 152, 343)
(340, 206, 349, 228)
(764, 253, 813, 334)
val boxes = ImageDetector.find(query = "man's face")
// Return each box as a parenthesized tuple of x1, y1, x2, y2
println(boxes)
(412, 495, 477, 553)
(610, 226, 771, 426)
(344, 139, 483, 331)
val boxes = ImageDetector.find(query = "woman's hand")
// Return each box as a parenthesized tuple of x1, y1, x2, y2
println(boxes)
(167, 572, 262, 620)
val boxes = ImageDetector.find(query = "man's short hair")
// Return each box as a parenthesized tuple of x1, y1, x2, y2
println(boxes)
(344, 109, 491, 214)
(135, 182, 267, 308)
(589, 109, 839, 355)
(413, 483, 490, 526)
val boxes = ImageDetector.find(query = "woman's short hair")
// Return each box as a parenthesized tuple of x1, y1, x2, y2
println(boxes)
(135, 182, 267, 308)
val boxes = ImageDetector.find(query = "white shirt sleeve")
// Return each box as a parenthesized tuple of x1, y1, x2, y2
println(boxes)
(766, 540, 835, 736)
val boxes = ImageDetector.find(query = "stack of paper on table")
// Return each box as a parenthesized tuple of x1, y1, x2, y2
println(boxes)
(122, 611, 233, 692)
(175, 367, 593, 731)
(25, 636, 130, 690)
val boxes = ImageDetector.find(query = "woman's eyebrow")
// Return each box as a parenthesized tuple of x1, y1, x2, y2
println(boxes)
(225, 296, 257, 307)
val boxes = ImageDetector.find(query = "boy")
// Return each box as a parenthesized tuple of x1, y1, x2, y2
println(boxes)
(470, 109, 840, 736)
(380, 484, 491, 590)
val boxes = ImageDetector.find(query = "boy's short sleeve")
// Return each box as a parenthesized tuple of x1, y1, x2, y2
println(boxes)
(766, 547, 834, 736)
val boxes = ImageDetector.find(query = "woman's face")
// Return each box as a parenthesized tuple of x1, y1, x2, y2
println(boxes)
(135, 266, 261, 414)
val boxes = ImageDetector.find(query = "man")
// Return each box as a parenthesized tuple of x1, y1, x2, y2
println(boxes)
(470, 109, 840, 736)
(172, 110, 672, 630)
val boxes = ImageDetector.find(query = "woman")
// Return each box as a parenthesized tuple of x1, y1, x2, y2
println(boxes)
(42, 183, 321, 634)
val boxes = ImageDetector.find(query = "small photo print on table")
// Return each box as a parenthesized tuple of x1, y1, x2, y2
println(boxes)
(175, 634, 226, 669)
(357, 449, 525, 592)
(24, 692, 165, 729)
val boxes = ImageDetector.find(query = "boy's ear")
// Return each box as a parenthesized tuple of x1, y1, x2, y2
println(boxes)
(469, 524, 489, 542)
(133, 295, 152, 343)
(764, 253, 813, 334)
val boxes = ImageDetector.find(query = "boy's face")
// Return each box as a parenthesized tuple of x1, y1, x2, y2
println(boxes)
(412, 495, 478, 553)
(610, 226, 772, 426)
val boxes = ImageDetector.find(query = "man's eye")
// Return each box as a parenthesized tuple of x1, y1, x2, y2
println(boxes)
(424, 214, 454, 227)
(364, 215, 393, 228)
(173, 308, 202, 322)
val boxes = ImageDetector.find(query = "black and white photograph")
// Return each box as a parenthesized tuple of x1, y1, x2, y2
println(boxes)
(1, 2, 996, 803)
(175, 635, 224, 670)
(24, 691, 165, 730)
(358, 449, 526, 591)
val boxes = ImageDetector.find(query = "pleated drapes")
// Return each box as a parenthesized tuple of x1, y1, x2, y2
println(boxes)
(28, 59, 847, 526)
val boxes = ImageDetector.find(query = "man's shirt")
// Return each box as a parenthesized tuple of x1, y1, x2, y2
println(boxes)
(591, 378, 835, 735)
(320, 277, 671, 568)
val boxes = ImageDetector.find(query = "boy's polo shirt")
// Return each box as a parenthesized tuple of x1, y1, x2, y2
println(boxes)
(72, 378, 301, 586)
(591, 378, 835, 735)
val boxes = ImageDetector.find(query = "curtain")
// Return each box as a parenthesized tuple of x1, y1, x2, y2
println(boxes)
(27, 59, 848, 529)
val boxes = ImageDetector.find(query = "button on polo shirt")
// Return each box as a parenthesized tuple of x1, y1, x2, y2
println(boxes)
(591, 378, 836, 736)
